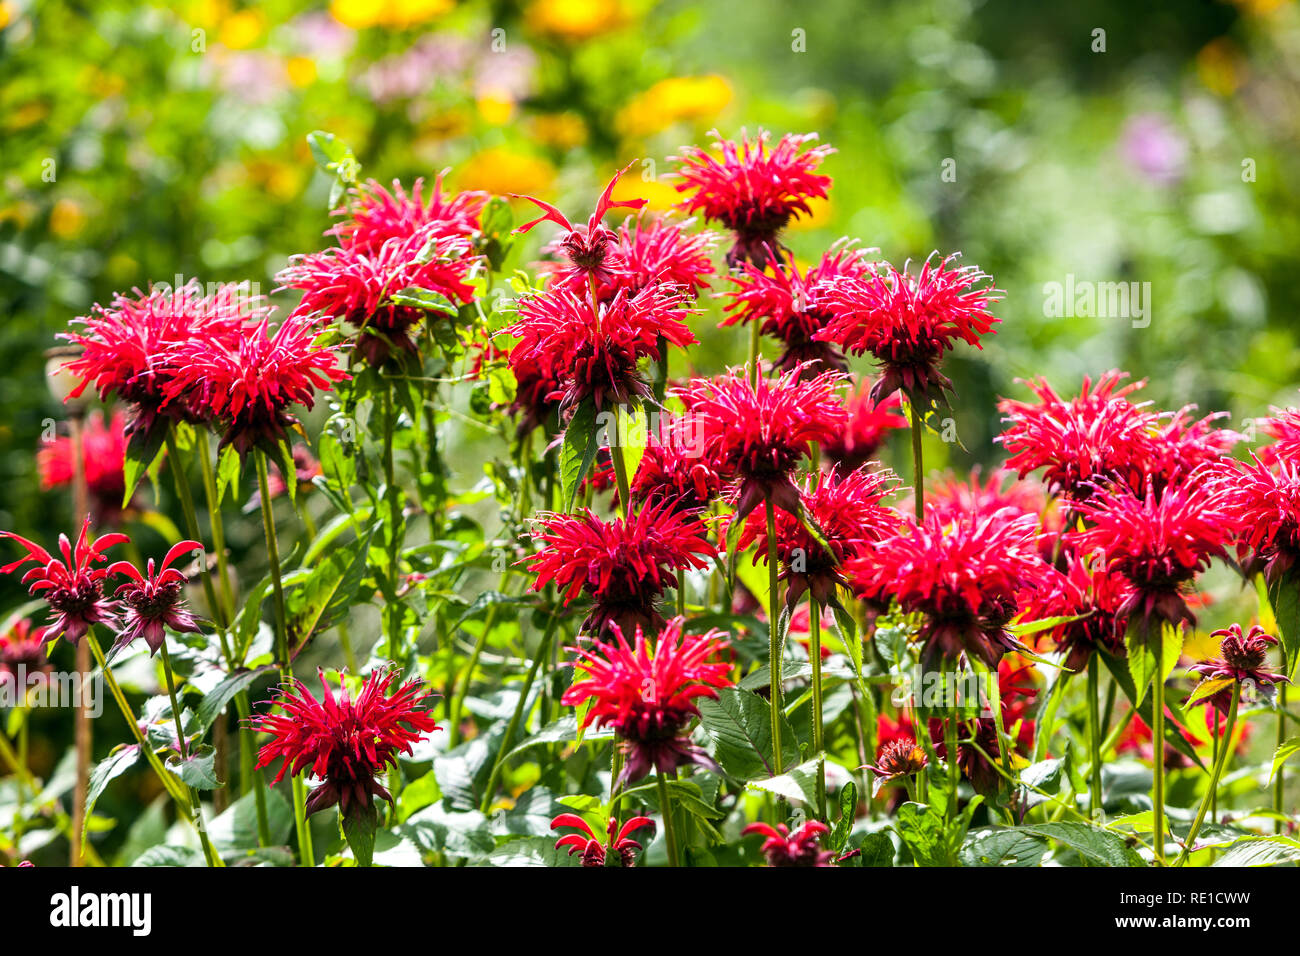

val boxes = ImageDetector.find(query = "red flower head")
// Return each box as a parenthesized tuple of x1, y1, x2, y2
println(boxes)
(106, 540, 202, 656)
(550, 814, 654, 868)
(596, 214, 717, 301)
(278, 228, 478, 367)
(505, 339, 565, 439)
(846, 509, 1052, 669)
(721, 243, 873, 378)
(820, 381, 908, 474)
(0, 517, 128, 645)
(1258, 408, 1300, 466)
(0, 619, 51, 692)
(627, 412, 720, 514)
(161, 315, 349, 460)
(997, 372, 1154, 500)
(672, 129, 833, 267)
(1020, 549, 1134, 671)
(1189, 624, 1289, 710)
(37, 410, 131, 524)
(526, 499, 715, 639)
(250, 668, 440, 819)
(1069, 472, 1232, 629)
(513, 161, 647, 289)
(1214, 454, 1300, 583)
(863, 737, 928, 797)
(562, 616, 732, 783)
(816, 254, 1001, 407)
(507, 285, 695, 412)
(737, 464, 900, 610)
(60, 281, 259, 449)
(742, 820, 834, 867)
(328, 174, 486, 254)
(1144, 407, 1240, 491)
(675, 366, 847, 522)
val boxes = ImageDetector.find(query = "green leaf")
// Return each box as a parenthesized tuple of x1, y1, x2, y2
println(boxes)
(697, 687, 800, 781)
(830, 780, 857, 854)
(165, 745, 222, 790)
(1270, 735, 1300, 784)
(1124, 620, 1182, 707)
(1212, 835, 1300, 867)
(85, 745, 141, 846)
(1016, 822, 1145, 867)
(389, 286, 458, 319)
(306, 130, 360, 209)
(747, 758, 823, 805)
(960, 828, 1048, 867)
(503, 715, 615, 762)
(1186, 677, 1234, 707)
(477, 836, 583, 867)
(895, 802, 953, 867)
(132, 845, 202, 867)
(1265, 571, 1300, 679)
(194, 666, 275, 732)
(216, 443, 241, 506)
(559, 400, 601, 511)
(857, 830, 896, 867)
(123, 424, 167, 508)
(209, 788, 292, 851)
(341, 804, 380, 866)
(286, 526, 374, 646)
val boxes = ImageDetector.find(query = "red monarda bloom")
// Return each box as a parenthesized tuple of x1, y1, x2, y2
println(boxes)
(863, 737, 928, 797)
(997, 371, 1154, 499)
(846, 509, 1051, 668)
(1215, 454, 1300, 583)
(721, 243, 873, 377)
(526, 499, 715, 638)
(551, 814, 654, 868)
(816, 254, 1001, 406)
(627, 412, 720, 514)
(328, 174, 486, 254)
(737, 464, 899, 610)
(0, 619, 51, 691)
(1069, 472, 1232, 628)
(600, 214, 717, 300)
(514, 161, 646, 289)
(676, 366, 847, 521)
(742, 820, 834, 867)
(672, 129, 833, 266)
(278, 229, 477, 367)
(1258, 408, 1300, 465)
(250, 668, 440, 819)
(505, 342, 564, 439)
(37, 410, 130, 524)
(1020, 549, 1134, 671)
(1144, 407, 1239, 492)
(562, 616, 732, 783)
(61, 280, 258, 448)
(1189, 624, 1289, 709)
(0, 517, 127, 644)
(507, 285, 695, 411)
(106, 540, 202, 656)
(161, 315, 348, 459)
(820, 382, 907, 474)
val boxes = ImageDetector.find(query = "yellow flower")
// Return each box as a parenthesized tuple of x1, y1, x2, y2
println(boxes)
(525, 0, 627, 40)
(786, 195, 833, 232)
(608, 173, 679, 213)
(0, 2, 14, 30)
(286, 56, 318, 88)
(49, 199, 87, 239)
(1196, 37, 1243, 96)
(457, 148, 554, 197)
(476, 91, 515, 126)
(530, 113, 588, 150)
(219, 9, 265, 49)
(331, 0, 453, 29)
(616, 74, 732, 138)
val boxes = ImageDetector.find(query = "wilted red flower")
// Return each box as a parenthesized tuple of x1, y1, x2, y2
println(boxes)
(820, 383, 907, 474)
(846, 509, 1051, 668)
(550, 814, 654, 868)
(1189, 624, 1289, 709)
(37, 410, 130, 524)
(721, 243, 873, 377)
(0, 517, 128, 644)
(250, 668, 440, 819)
(997, 372, 1154, 499)
(672, 129, 833, 266)
(106, 540, 202, 656)
(0, 619, 51, 692)
(816, 254, 1001, 406)
(1069, 472, 1231, 629)
(562, 616, 732, 783)
(1214, 454, 1300, 583)
(328, 174, 486, 254)
(60, 281, 259, 449)
(161, 315, 349, 459)
(526, 499, 715, 638)
(676, 366, 847, 522)
(1019, 549, 1134, 671)
(737, 464, 900, 610)
(278, 229, 477, 366)
(627, 413, 720, 514)
(742, 820, 834, 867)
(514, 161, 647, 289)
(507, 285, 695, 411)
(863, 737, 928, 797)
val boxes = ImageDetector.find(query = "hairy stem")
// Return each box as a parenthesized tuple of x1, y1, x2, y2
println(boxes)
(1176, 682, 1240, 867)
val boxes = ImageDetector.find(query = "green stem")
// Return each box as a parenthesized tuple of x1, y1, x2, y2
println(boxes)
(447, 601, 501, 747)
(609, 404, 632, 518)
(1276, 680, 1288, 833)
(765, 499, 784, 774)
(749, 319, 761, 387)
(382, 380, 404, 662)
(945, 713, 960, 822)
(1150, 620, 1166, 865)
(1176, 682, 1240, 867)
(910, 395, 925, 523)
(656, 772, 680, 867)
(1087, 655, 1103, 821)
(809, 596, 827, 821)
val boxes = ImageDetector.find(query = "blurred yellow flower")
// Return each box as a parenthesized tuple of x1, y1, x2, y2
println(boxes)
(1183, 628, 1222, 666)
(787, 195, 833, 231)
(330, 0, 453, 30)
(286, 56, 318, 88)
(458, 148, 555, 197)
(77, 65, 126, 98)
(609, 173, 679, 212)
(0, 202, 36, 228)
(9, 101, 49, 131)
(245, 159, 305, 201)
(529, 113, 588, 150)
(525, 0, 627, 40)
(219, 9, 265, 49)
(1196, 37, 1243, 96)
(49, 199, 86, 239)
(616, 75, 733, 138)
(477, 92, 516, 126)
(0, 2, 13, 30)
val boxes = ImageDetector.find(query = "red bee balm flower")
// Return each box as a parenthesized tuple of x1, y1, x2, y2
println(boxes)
(0, 619, 51, 692)
(599, 214, 717, 300)
(250, 668, 440, 819)
(628, 413, 720, 514)
(0, 517, 127, 644)
(550, 814, 655, 868)
(673, 130, 833, 267)
(816, 254, 1001, 406)
(1214, 454, 1300, 583)
(507, 285, 694, 411)
(526, 499, 715, 638)
(37, 410, 130, 524)
(846, 509, 1051, 668)
(161, 315, 348, 459)
(742, 821, 834, 867)
(106, 540, 203, 656)
(676, 366, 847, 522)
(562, 617, 732, 783)
(737, 465, 899, 610)
(1189, 624, 1289, 707)
(328, 174, 486, 254)
(820, 382, 908, 474)
(1020, 549, 1134, 671)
